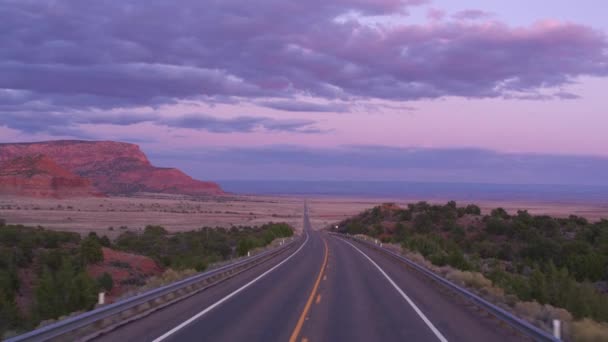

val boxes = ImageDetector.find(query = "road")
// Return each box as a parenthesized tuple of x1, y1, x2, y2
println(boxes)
(96, 204, 523, 342)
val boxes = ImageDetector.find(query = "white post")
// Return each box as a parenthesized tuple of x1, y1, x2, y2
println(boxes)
(98, 292, 105, 305)
(553, 319, 561, 340)
(380, 243, 383, 247)
(247, 251, 251, 257)
(375, 239, 378, 245)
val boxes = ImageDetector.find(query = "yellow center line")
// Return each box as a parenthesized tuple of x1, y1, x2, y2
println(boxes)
(289, 238, 329, 342)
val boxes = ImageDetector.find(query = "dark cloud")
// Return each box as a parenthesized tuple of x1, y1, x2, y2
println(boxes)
(0, 0, 606, 113)
(151, 145, 608, 185)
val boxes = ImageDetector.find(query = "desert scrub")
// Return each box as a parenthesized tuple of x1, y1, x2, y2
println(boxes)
(572, 319, 608, 342)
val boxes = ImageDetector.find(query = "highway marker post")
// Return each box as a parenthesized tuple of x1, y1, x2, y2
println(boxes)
(553, 319, 561, 340)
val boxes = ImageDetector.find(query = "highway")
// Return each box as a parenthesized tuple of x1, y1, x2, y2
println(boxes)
(95, 204, 524, 342)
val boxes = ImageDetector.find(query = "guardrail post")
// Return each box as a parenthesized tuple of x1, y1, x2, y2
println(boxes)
(98, 292, 105, 305)
(553, 319, 561, 340)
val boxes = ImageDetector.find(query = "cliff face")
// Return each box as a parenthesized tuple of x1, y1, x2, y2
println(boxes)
(0, 154, 103, 198)
(0, 140, 224, 196)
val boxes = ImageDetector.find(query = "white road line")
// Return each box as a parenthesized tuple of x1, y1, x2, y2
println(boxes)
(152, 232, 310, 342)
(338, 238, 449, 342)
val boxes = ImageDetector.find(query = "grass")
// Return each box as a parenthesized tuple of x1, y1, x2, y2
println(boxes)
(572, 319, 608, 342)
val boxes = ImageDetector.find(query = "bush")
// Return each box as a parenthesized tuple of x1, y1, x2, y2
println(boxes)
(80, 237, 103, 265)
(464, 205, 481, 215)
(97, 272, 114, 292)
(237, 238, 255, 256)
(445, 270, 492, 290)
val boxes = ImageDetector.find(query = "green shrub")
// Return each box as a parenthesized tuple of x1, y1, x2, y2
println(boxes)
(97, 273, 114, 292)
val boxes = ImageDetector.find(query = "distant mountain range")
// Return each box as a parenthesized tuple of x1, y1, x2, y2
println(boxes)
(0, 140, 223, 198)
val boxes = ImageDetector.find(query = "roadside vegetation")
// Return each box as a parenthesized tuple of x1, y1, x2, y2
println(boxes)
(0, 220, 293, 338)
(0, 223, 103, 336)
(114, 222, 293, 271)
(333, 202, 608, 340)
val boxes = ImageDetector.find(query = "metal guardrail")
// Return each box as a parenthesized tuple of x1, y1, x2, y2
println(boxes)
(8, 236, 301, 342)
(332, 233, 560, 342)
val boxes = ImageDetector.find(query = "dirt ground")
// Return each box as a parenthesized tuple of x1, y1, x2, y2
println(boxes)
(1, 194, 607, 237)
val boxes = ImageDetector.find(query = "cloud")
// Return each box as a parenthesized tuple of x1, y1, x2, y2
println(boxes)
(0, 112, 322, 136)
(257, 100, 351, 112)
(553, 91, 581, 100)
(452, 10, 494, 20)
(427, 8, 446, 21)
(160, 114, 323, 133)
(151, 145, 608, 185)
(0, 0, 606, 113)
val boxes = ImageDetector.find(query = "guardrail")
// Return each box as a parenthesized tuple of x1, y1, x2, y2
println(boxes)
(331, 233, 560, 342)
(8, 236, 301, 342)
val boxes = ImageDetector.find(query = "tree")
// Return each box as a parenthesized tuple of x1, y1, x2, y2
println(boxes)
(97, 272, 114, 292)
(237, 239, 254, 256)
(99, 235, 111, 248)
(0, 292, 20, 335)
(529, 266, 549, 304)
(70, 272, 98, 311)
(491, 207, 510, 219)
(394, 222, 407, 242)
(413, 213, 432, 233)
(34, 267, 58, 320)
(464, 204, 481, 215)
(81, 236, 103, 265)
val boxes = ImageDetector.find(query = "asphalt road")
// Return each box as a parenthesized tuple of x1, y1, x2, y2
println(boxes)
(96, 204, 524, 342)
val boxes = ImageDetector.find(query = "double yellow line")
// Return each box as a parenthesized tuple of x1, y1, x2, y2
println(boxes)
(289, 238, 329, 342)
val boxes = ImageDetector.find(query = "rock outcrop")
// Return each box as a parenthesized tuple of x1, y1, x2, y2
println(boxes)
(0, 154, 102, 198)
(0, 140, 224, 196)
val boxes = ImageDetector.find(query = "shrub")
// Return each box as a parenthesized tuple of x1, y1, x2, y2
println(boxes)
(80, 237, 103, 265)
(445, 270, 492, 290)
(97, 272, 114, 292)
(464, 204, 481, 215)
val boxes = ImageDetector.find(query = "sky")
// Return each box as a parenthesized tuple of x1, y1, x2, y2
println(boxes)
(1, 0, 608, 184)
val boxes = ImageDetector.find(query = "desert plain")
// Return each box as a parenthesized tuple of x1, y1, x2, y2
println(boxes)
(1, 194, 607, 236)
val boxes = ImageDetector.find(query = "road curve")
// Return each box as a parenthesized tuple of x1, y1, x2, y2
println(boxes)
(95, 205, 526, 342)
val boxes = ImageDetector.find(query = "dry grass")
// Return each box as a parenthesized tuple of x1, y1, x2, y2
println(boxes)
(445, 270, 493, 290)
(572, 319, 608, 342)
(0, 194, 307, 235)
(4, 194, 606, 237)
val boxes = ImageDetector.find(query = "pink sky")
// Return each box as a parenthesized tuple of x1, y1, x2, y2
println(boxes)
(1, 0, 607, 182)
